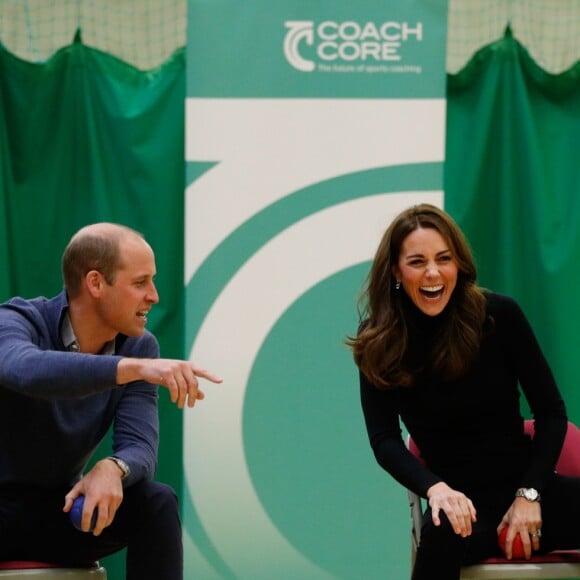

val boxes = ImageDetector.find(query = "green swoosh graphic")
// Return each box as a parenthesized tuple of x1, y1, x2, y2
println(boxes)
(185, 162, 442, 349)
(183, 161, 441, 576)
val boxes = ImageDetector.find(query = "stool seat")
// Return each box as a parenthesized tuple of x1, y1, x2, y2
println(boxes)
(0, 562, 106, 578)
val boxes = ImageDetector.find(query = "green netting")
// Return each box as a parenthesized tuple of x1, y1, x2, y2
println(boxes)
(0, 0, 186, 70)
(447, 0, 580, 73)
(0, 0, 579, 71)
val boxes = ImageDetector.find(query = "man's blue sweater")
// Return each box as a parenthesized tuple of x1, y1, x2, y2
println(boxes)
(0, 291, 159, 489)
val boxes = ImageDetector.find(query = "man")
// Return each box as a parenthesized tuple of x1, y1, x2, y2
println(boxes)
(0, 223, 222, 579)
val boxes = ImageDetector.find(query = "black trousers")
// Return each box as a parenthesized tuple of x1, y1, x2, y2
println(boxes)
(0, 480, 182, 580)
(412, 474, 580, 580)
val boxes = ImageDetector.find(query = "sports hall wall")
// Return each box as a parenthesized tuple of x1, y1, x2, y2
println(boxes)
(0, 2, 579, 579)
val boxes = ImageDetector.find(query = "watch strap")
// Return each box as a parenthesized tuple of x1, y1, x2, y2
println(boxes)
(106, 456, 130, 480)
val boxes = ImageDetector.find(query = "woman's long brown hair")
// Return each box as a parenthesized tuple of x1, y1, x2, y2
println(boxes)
(347, 204, 486, 389)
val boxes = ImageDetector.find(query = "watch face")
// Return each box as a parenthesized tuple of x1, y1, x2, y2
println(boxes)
(524, 488, 539, 501)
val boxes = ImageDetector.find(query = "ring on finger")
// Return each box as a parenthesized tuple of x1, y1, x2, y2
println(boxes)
(531, 529, 542, 538)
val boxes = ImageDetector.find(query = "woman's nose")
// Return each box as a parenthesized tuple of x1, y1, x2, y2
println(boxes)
(425, 263, 439, 276)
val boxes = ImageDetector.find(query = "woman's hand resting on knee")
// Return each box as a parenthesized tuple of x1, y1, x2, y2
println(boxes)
(427, 481, 477, 538)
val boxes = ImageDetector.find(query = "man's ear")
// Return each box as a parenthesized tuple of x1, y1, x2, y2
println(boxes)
(86, 270, 104, 298)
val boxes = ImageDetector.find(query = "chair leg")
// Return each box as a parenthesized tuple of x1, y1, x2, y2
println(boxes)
(410, 535, 417, 578)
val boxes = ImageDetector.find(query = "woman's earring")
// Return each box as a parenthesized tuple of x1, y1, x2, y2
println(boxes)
(395, 280, 401, 290)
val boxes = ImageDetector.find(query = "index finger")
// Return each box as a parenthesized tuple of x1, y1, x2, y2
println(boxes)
(63, 494, 77, 513)
(431, 504, 441, 527)
(192, 367, 223, 383)
(63, 486, 82, 512)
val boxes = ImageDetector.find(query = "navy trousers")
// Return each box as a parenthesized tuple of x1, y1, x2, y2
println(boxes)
(0, 480, 182, 580)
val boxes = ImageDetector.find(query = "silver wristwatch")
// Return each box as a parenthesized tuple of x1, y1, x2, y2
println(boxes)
(107, 456, 130, 480)
(515, 487, 541, 502)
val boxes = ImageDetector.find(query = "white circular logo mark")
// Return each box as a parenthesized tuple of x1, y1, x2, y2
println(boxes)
(284, 21, 315, 72)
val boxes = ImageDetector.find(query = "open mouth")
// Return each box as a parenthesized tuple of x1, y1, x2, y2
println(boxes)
(137, 310, 149, 321)
(419, 285, 444, 299)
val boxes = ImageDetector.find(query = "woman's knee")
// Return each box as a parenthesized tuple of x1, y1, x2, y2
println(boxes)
(414, 514, 463, 580)
(420, 511, 463, 551)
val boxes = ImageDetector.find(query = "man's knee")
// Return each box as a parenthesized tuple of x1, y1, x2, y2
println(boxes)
(124, 480, 180, 525)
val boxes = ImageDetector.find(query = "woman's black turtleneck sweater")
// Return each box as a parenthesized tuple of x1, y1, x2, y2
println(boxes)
(359, 292, 567, 501)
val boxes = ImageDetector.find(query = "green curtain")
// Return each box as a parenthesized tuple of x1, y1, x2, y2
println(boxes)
(445, 27, 580, 418)
(0, 34, 185, 580)
(1, 26, 579, 580)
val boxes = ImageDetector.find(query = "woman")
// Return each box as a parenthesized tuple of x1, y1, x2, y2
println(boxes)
(348, 204, 580, 579)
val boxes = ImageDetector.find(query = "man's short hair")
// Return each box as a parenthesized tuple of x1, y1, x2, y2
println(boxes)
(62, 223, 144, 297)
